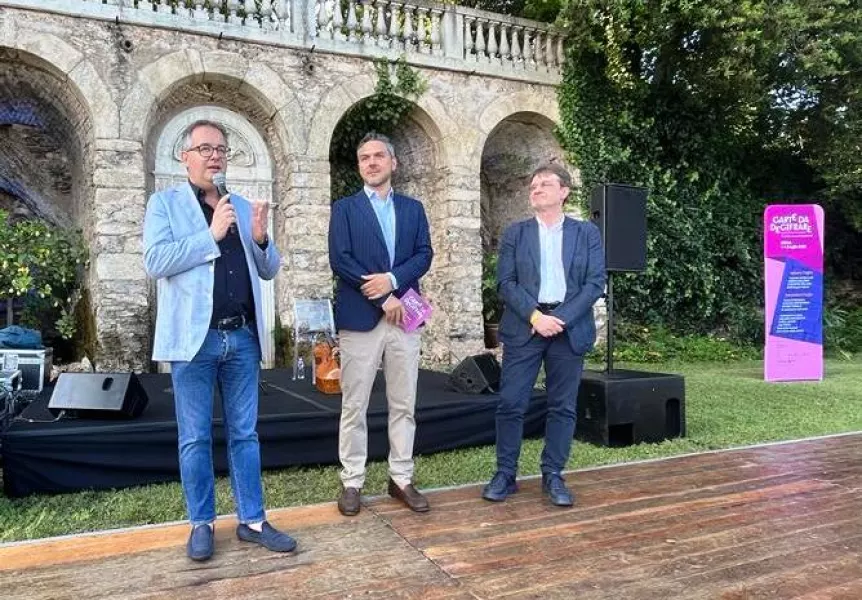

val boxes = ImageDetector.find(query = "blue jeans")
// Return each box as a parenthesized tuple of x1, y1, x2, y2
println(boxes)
(171, 326, 265, 525)
(495, 333, 584, 477)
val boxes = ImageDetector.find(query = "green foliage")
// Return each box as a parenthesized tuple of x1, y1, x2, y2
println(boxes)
(557, 0, 861, 342)
(272, 314, 295, 369)
(588, 324, 761, 364)
(824, 303, 862, 359)
(330, 58, 427, 201)
(461, 0, 562, 22)
(0, 210, 88, 340)
(481, 251, 502, 323)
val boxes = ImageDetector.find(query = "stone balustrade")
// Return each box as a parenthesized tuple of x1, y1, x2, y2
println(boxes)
(2, 0, 563, 84)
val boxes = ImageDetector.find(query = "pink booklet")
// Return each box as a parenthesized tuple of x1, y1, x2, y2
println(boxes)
(400, 288, 433, 332)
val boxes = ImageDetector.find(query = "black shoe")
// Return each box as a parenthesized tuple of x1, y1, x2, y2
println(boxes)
(338, 486, 362, 516)
(542, 473, 574, 507)
(236, 521, 297, 552)
(482, 471, 518, 502)
(187, 523, 214, 561)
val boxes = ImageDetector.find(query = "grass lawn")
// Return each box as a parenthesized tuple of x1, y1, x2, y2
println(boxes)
(1, 357, 860, 543)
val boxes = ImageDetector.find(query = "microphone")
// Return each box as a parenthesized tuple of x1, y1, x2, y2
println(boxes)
(212, 171, 229, 198)
(211, 172, 235, 234)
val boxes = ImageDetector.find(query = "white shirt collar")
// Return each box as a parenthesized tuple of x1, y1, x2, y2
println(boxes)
(364, 185, 394, 203)
(536, 215, 565, 231)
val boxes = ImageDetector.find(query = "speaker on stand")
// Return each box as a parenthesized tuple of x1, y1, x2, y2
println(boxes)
(590, 183, 648, 373)
(582, 184, 686, 446)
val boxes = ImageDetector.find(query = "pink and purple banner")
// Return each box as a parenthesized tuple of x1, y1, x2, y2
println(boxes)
(764, 204, 824, 381)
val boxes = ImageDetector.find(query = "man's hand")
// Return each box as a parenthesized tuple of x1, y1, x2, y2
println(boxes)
(251, 200, 270, 244)
(532, 313, 566, 337)
(361, 273, 394, 300)
(382, 295, 404, 325)
(210, 195, 236, 241)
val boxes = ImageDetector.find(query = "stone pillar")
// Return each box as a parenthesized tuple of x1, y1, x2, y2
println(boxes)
(90, 138, 150, 371)
(441, 9, 464, 59)
(437, 164, 485, 364)
(277, 154, 333, 326)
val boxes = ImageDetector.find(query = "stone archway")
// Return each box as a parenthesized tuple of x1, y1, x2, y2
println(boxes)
(151, 106, 278, 366)
(328, 101, 455, 365)
(480, 112, 577, 254)
(0, 50, 93, 228)
(0, 48, 95, 358)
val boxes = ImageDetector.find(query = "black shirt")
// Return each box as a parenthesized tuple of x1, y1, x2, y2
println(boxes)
(191, 183, 255, 328)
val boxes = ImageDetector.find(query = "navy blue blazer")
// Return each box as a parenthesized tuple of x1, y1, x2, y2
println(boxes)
(329, 190, 433, 332)
(497, 216, 606, 355)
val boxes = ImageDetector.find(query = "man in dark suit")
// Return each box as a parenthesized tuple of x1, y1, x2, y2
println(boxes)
(482, 163, 606, 507)
(328, 132, 434, 516)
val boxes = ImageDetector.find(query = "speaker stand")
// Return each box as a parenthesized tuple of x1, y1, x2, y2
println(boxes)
(605, 271, 615, 373)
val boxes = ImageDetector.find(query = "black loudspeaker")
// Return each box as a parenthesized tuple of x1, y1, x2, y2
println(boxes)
(576, 370, 685, 446)
(590, 183, 648, 272)
(449, 354, 501, 394)
(48, 373, 149, 419)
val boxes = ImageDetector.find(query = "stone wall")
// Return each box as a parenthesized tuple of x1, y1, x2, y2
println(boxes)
(0, 5, 575, 370)
(480, 113, 580, 252)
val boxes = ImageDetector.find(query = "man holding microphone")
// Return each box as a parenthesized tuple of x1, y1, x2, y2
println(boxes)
(143, 119, 296, 561)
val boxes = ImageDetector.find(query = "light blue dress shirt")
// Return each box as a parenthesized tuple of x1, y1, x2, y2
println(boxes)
(537, 216, 566, 303)
(364, 185, 398, 289)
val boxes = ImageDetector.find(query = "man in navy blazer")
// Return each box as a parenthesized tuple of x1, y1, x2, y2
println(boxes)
(482, 163, 606, 507)
(329, 133, 433, 516)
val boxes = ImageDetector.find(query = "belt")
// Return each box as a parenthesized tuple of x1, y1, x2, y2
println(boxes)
(214, 314, 251, 331)
(537, 302, 561, 313)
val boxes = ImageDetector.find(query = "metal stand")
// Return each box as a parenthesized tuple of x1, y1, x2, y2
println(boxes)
(605, 271, 615, 373)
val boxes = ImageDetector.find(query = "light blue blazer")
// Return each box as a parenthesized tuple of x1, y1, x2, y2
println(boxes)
(143, 183, 281, 362)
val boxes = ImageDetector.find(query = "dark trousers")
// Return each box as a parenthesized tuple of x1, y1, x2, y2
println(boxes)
(495, 333, 584, 477)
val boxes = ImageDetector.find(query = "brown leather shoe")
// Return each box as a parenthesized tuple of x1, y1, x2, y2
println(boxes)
(338, 486, 361, 516)
(387, 478, 430, 512)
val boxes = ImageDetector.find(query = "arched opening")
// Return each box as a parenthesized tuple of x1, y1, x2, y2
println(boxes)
(144, 78, 289, 368)
(480, 112, 575, 254)
(329, 98, 451, 365)
(479, 112, 576, 347)
(0, 48, 94, 361)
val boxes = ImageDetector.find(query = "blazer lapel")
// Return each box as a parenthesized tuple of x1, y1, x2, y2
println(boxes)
(563, 218, 577, 273)
(182, 183, 210, 234)
(525, 218, 540, 276)
(356, 192, 388, 253)
(393, 194, 407, 259)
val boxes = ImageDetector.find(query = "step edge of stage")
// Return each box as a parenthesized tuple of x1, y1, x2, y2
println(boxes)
(0, 430, 862, 556)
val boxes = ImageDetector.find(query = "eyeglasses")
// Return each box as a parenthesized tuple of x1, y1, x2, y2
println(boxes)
(529, 181, 562, 192)
(185, 144, 231, 158)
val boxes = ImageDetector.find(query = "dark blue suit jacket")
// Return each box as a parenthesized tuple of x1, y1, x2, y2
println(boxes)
(329, 190, 433, 332)
(497, 217, 606, 355)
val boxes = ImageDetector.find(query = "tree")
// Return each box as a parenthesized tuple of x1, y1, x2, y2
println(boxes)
(556, 0, 861, 340)
(0, 210, 88, 340)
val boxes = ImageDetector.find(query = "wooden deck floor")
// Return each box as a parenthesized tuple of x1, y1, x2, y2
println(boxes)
(2, 433, 862, 599)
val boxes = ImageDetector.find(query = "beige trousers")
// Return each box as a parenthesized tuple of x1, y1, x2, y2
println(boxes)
(338, 317, 422, 488)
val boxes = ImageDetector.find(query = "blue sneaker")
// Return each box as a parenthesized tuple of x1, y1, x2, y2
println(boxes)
(482, 471, 518, 502)
(187, 523, 214, 561)
(542, 473, 574, 507)
(236, 521, 297, 553)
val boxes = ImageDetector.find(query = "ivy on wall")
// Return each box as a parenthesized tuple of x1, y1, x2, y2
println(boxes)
(329, 57, 427, 201)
